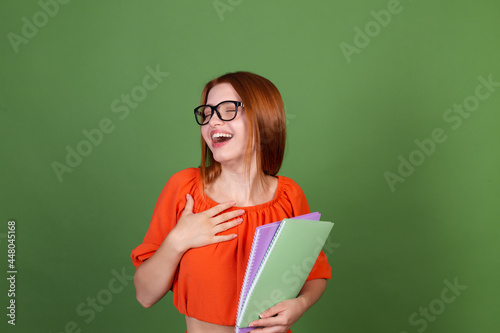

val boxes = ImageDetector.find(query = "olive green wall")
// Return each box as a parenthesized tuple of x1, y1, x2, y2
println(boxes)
(1, 0, 499, 332)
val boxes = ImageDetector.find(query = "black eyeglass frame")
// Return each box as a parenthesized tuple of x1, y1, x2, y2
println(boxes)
(193, 100, 244, 126)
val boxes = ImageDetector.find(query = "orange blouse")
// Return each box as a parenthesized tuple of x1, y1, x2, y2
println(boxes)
(131, 168, 331, 326)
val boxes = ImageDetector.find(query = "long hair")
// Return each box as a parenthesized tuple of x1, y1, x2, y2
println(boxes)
(199, 71, 286, 187)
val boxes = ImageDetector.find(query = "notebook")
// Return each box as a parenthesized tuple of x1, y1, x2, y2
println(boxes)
(235, 213, 333, 332)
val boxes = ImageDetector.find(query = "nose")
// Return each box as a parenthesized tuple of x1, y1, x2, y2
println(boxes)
(208, 110, 224, 126)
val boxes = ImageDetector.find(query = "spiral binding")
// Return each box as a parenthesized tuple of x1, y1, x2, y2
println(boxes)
(236, 228, 262, 330)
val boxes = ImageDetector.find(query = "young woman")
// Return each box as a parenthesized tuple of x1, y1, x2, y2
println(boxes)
(131, 72, 331, 333)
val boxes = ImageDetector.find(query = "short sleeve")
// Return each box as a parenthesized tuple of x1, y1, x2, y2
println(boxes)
(284, 178, 332, 280)
(130, 168, 197, 268)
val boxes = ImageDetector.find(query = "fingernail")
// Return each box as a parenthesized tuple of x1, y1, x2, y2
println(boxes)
(239, 209, 245, 214)
(186, 194, 191, 200)
(231, 200, 237, 205)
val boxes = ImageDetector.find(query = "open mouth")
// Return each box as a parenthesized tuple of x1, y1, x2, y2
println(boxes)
(212, 132, 233, 144)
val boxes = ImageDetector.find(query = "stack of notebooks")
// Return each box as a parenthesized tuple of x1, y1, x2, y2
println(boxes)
(235, 212, 333, 332)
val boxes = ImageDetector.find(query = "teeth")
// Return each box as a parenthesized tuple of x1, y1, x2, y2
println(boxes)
(212, 133, 233, 140)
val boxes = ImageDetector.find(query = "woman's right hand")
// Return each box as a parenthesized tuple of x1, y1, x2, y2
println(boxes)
(170, 194, 245, 253)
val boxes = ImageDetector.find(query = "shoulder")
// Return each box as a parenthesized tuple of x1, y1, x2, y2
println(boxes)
(275, 175, 310, 215)
(277, 175, 306, 196)
(159, 167, 200, 198)
(168, 167, 199, 185)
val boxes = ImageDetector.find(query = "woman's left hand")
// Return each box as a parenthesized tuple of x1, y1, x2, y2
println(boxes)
(247, 297, 307, 333)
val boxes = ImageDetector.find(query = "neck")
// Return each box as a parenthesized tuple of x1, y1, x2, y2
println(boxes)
(208, 156, 273, 207)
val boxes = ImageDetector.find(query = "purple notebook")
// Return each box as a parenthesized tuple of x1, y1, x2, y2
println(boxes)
(235, 212, 321, 333)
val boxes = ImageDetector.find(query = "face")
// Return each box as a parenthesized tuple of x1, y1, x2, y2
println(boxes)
(201, 83, 249, 166)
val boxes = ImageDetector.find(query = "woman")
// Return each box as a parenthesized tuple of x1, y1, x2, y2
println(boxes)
(131, 72, 331, 333)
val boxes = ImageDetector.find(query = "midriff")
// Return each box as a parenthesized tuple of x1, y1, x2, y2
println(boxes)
(185, 316, 235, 333)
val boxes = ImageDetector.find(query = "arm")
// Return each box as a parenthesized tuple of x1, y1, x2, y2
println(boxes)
(133, 231, 185, 308)
(296, 278, 328, 312)
(133, 194, 245, 308)
(248, 278, 327, 333)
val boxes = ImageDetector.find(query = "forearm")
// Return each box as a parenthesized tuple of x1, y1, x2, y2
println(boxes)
(133, 232, 185, 308)
(296, 278, 327, 312)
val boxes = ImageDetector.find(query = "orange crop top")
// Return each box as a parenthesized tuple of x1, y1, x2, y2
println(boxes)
(131, 168, 331, 326)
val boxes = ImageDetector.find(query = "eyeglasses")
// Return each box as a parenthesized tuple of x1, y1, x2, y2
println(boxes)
(193, 100, 243, 125)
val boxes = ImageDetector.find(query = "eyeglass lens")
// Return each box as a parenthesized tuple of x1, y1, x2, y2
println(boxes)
(196, 101, 238, 124)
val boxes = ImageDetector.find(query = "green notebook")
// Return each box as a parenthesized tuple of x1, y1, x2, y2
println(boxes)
(236, 218, 334, 329)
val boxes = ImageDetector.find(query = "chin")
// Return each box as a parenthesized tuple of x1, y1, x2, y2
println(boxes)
(211, 154, 232, 164)
(211, 152, 244, 166)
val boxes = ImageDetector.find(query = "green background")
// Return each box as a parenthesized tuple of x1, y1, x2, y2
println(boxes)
(1, 0, 499, 332)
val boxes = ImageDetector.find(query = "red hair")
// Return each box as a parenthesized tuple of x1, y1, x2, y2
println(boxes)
(199, 71, 286, 187)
